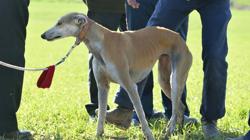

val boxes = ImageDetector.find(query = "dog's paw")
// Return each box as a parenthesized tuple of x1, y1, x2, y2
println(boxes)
(96, 130, 104, 138)
(166, 117, 177, 136)
(145, 131, 154, 140)
(146, 136, 155, 140)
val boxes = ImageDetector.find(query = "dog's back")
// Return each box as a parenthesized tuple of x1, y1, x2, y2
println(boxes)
(101, 26, 182, 70)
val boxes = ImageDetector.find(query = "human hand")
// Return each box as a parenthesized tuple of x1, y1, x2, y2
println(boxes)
(127, 0, 140, 9)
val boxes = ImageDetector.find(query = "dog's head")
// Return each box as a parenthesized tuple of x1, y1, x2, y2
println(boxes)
(41, 12, 88, 41)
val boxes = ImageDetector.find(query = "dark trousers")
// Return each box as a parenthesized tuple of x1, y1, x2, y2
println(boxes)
(115, 0, 231, 121)
(114, 0, 190, 119)
(0, 0, 29, 134)
(85, 11, 127, 116)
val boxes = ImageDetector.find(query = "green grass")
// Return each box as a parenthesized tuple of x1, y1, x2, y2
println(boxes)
(16, 1, 250, 140)
(235, 0, 250, 5)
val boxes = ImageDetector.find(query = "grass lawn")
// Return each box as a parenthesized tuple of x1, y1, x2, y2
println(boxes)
(236, 0, 250, 5)
(16, 1, 250, 140)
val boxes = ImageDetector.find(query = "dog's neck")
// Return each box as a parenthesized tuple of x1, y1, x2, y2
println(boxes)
(76, 19, 93, 44)
(77, 19, 108, 46)
(80, 19, 110, 65)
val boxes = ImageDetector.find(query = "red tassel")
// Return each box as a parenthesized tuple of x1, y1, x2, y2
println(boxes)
(37, 65, 55, 89)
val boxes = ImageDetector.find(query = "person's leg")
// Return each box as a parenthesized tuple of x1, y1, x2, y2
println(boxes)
(118, 13, 127, 32)
(0, 0, 31, 138)
(85, 11, 125, 117)
(198, 0, 231, 122)
(147, 0, 192, 30)
(246, 113, 250, 140)
(140, 72, 154, 118)
(242, 113, 250, 139)
(197, 0, 231, 138)
(125, 0, 157, 30)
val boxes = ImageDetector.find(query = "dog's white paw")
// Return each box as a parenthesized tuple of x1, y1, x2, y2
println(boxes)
(145, 131, 154, 140)
(96, 130, 104, 137)
(166, 117, 177, 136)
(142, 127, 154, 140)
(146, 135, 155, 140)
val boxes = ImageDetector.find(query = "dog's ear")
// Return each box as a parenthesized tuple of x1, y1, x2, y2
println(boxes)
(73, 15, 87, 25)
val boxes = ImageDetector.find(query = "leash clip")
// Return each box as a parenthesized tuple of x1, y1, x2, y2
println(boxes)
(75, 38, 81, 46)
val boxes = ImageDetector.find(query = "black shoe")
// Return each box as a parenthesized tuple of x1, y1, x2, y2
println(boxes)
(183, 115, 198, 126)
(150, 111, 166, 119)
(202, 120, 221, 139)
(226, 131, 250, 140)
(0, 130, 32, 140)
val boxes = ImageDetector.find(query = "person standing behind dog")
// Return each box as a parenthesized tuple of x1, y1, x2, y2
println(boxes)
(0, 0, 32, 139)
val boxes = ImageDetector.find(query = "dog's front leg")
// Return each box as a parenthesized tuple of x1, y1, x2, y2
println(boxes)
(96, 83, 109, 137)
(120, 76, 154, 140)
(93, 59, 110, 137)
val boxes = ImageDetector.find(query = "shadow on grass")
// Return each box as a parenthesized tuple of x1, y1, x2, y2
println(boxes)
(147, 118, 246, 140)
(33, 132, 64, 140)
(31, 119, 246, 140)
(104, 135, 128, 140)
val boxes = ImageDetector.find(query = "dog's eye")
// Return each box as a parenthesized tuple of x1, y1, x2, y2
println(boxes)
(57, 22, 62, 26)
(77, 19, 82, 24)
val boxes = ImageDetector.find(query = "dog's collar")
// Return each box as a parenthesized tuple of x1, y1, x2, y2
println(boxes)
(75, 18, 93, 45)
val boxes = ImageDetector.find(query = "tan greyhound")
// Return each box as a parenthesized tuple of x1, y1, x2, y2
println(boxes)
(41, 12, 192, 140)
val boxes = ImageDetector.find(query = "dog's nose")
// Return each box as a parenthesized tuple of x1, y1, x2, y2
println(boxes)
(41, 33, 46, 39)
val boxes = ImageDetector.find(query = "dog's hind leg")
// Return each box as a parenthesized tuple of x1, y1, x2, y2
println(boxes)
(158, 54, 171, 99)
(166, 38, 192, 136)
(93, 59, 110, 137)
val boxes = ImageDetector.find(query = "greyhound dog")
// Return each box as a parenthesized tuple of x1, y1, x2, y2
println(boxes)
(41, 13, 192, 140)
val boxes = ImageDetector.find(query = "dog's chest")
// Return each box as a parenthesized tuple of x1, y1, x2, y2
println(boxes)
(102, 62, 121, 83)
(87, 41, 105, 65)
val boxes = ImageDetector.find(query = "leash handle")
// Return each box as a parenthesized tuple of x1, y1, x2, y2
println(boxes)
(0, 60, 47, 71)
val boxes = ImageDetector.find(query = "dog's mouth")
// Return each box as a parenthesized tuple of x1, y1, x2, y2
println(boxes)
(47, 36, 62, 41)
